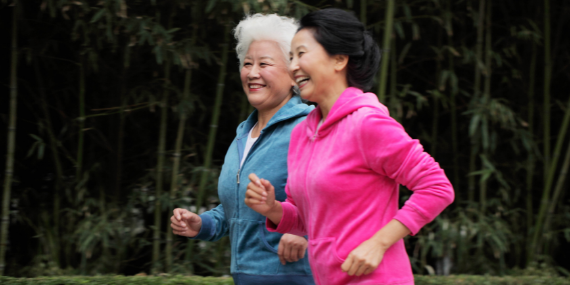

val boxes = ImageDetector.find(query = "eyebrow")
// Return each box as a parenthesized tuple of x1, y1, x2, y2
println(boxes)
(244, 55, 275, 61)
(289, 45, 307, 56)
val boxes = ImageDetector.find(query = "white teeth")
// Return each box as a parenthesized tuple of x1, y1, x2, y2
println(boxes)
(249, 84, 264, 88)
(296, 77, 309, 84)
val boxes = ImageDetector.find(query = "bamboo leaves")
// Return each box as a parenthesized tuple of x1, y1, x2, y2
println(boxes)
(2, 0, 570, 277)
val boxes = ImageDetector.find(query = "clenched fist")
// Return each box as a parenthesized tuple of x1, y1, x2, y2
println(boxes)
(170, 208, 202, 238)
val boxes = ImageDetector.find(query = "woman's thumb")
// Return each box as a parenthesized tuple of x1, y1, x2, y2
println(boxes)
(188, 213, 201, 224)
(260, 179, 274, 192)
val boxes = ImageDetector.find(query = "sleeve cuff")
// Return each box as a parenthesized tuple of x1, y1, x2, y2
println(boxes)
(189, 213, 215, 240)
(393, 204, 430, 236)
(266, 202, 295, 234)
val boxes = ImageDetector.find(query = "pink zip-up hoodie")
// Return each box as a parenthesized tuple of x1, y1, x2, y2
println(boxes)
(267, 87, 454, 285)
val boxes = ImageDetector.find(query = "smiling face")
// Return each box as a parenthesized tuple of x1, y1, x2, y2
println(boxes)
(240, 40, 295, 112)
(289, 28, 345, 104)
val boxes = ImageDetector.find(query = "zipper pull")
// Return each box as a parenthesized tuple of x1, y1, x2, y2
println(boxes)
(237, 168, 241, 185)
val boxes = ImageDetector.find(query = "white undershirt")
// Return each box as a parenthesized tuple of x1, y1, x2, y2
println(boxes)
(317, 118, 324, 130)
(240, 124, 259, 167)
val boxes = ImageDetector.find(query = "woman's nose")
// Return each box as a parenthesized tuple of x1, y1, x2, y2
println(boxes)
(248, 65, 260, 79)
(289, 58, 299, 74)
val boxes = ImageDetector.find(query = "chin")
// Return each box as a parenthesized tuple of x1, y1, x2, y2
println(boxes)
(299, 91, 313, 102)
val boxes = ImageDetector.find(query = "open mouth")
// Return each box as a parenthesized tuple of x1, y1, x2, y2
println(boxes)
(295, 76, 310, 89)
(248, 84, 265, 91)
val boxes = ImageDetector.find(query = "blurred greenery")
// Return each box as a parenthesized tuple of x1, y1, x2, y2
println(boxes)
(0, 0, 569, 279)
(0, 274, 569, 285)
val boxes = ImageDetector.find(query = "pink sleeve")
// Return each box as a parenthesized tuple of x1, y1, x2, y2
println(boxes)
(266, 183, 307, 236)
(357, 111, 454, 235)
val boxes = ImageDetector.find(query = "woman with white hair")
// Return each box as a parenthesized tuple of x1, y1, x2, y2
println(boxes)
(170, 14, 314, 285)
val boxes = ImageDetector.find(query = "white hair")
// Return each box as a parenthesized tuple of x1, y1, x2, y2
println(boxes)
(234, 13, 299, 68)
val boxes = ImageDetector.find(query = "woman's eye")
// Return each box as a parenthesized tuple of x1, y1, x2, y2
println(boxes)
(298, 51, 304, 56)
(244, 62, 252, 66)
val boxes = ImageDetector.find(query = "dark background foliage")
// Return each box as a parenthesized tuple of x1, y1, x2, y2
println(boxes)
(1, 0, 569, 278)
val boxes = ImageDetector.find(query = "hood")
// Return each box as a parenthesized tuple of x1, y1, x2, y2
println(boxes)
(236, 95, 313, 138)
(305, 87, 388, 138)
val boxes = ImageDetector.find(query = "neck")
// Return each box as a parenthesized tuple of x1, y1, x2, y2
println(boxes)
(317, 78, 349, 120)
(254, 93, 293, 135)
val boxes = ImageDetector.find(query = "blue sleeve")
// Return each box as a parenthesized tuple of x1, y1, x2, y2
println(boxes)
(189, 204, 229, 242)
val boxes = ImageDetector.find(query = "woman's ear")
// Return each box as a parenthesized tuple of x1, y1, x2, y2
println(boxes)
(333, 54, 349, 72)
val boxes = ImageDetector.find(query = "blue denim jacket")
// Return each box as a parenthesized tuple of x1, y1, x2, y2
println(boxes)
(193, 96, 314, 285)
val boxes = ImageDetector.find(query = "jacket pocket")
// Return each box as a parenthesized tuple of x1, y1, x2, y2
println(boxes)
(234, 219, 280, 275)
(259, 222, 313, 276)
(308, 237, 347, 285)
(258, 221, 279, 253)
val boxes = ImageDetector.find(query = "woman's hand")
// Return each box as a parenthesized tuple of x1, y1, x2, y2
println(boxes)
(245, 173, 284, 225)
(170, 208, 202, 238)
(341, 219, 411, 276)
(340, 238, 387, 276)
(278, 234, 308, 265)
(244, 173, 277, 216)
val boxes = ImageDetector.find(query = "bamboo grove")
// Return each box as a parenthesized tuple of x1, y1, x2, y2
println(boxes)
(1, 0, 569, 278)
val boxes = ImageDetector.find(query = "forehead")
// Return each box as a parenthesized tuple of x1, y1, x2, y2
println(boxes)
(291, 28, 318, 48)
(245, 40, 284, 59)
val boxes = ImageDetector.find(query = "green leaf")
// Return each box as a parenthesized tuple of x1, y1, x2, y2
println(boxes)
(206, 0, 218, 13)
(90, 8, 106, 23)
(394, 21, 405, 39)
(38, 143, 45, 160)
(166, 28, 180, 34)
(469, 114, 481, 137)
(26, 142, 39, 158)
(482, 116, 489, 150)
(398, 42, 412, 64)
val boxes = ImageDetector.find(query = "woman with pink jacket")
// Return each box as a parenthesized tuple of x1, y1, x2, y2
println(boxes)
(245, 8, 454, 285)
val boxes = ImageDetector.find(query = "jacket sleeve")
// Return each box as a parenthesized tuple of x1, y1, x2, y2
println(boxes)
(266, 183, 307, 236)
(189, 204, 229, 242)
(357, 111, 454, 235)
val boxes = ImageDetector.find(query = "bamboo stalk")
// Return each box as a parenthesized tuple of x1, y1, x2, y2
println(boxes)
(166, 67, 193, 273)
(531, 95, 570, 259)
(526, 42, 537, 262)
(389, 37, 397, 121)
(35, 60, 64, 268)
(115, 45, 130, 204)
(447, 0, 459, 192)
(377, 0, 395, 102)
(152, 58, 172, 275)
(195, 23, 230, 228)
(77, 60, 85, 180)
(34, 61, 64, 219)
(542, 0, 552, 186)
(468, 0, 486, 203)
(480, 0, 492, 215)
(431, 29, 442, 157)
(0, 1, 18, 276)
(543, 127, 570, 245)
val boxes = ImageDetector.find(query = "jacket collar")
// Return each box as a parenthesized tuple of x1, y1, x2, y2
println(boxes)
(305, 87, 383, 138)
(237, 95, 312, 139)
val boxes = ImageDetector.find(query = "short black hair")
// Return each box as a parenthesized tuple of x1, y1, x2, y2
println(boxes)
(298, 8, 381, 91)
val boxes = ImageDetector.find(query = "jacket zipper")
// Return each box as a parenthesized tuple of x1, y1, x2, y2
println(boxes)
(236, 113, 300, 184)
(236, 131, 262, 185)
